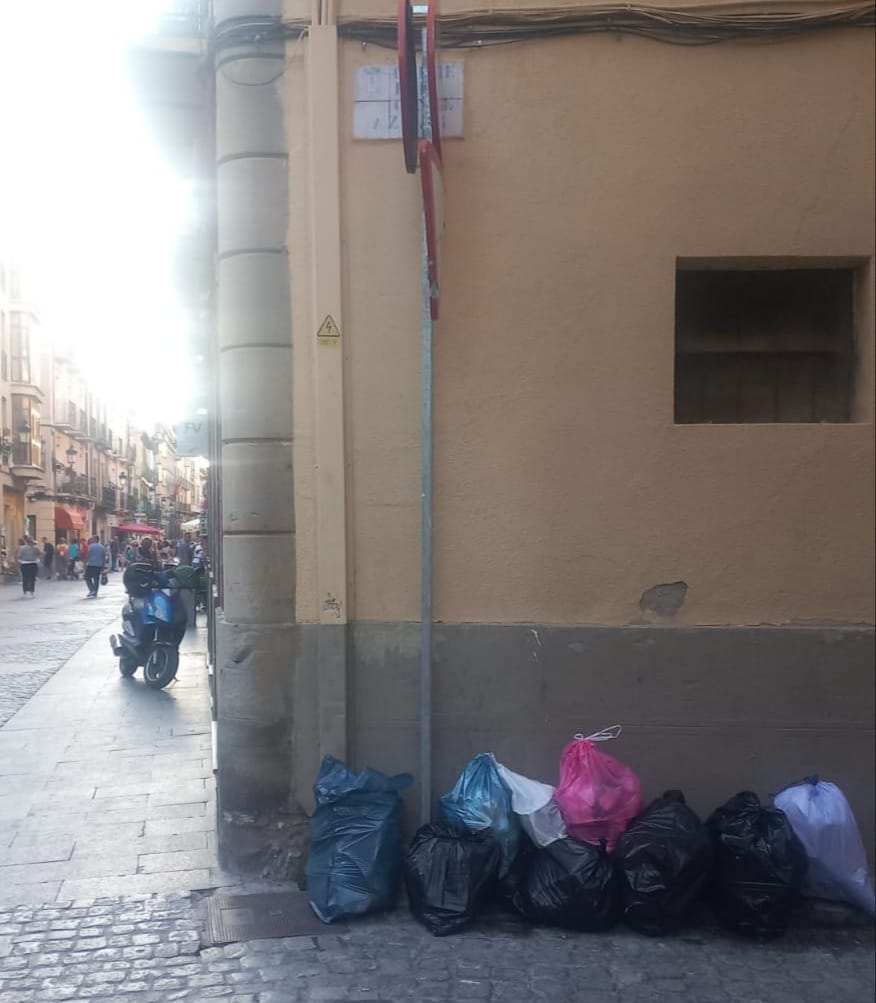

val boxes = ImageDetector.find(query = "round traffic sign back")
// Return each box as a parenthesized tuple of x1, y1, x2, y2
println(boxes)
(397, 0, 419, 174)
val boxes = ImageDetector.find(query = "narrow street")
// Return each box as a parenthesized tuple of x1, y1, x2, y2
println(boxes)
(0, 579, 873, 1002)
(0, 571, 219, 903)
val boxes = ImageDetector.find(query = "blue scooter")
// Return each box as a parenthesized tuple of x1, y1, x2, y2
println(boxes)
(109, 562, 187, 689)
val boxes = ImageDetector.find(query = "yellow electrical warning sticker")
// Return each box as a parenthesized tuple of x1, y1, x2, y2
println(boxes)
(317, 315, 341, 346)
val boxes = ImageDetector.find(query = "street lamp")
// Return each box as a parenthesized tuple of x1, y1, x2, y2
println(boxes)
(56, 446, 79, 492)
(117, 471, 128, 513)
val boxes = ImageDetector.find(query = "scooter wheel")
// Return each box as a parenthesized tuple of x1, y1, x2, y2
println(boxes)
(143, 646, 179, 689)
(118, 653, 138, 677)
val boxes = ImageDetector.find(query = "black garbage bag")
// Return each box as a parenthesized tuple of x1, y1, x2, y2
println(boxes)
(497, 832, 537, 911)
(405, 822, 501, 936)
(306, 756, 413, 924)
(707, 790, 808, 940)
(614, 789, 714, 936)
(512, 837, 621, 932)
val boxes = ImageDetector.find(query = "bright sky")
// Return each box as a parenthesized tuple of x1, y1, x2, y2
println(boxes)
(0, 1, 194, 427)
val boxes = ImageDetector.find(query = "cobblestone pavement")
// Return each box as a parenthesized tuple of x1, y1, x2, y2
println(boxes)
(0, 892, 872, 1003)
(0, 576, 121, 727)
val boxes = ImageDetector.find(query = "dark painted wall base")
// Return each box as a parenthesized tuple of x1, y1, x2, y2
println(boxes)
(320, 622, 874, 860)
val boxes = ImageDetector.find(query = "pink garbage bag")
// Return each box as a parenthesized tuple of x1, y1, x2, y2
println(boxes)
(556, 727, 643, 851)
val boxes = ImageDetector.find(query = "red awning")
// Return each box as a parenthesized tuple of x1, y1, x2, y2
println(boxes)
(55, 506, 86, 531)
(116, 523, 162, 536)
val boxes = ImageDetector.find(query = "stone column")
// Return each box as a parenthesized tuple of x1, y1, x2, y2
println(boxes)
(213, 0, 298, 872)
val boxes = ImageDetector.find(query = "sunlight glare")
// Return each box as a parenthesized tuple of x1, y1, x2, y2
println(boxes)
(0, 1, 195, 428)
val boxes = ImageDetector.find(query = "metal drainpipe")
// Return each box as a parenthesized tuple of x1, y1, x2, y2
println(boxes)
(420, 228, 433, 827)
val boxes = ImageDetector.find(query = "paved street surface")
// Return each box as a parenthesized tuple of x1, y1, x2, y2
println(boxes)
(0, 572, 222, 905)
(0, 575, 124, 728)
(0, 896, 872, 1003)
(0, 576, 873, 1001)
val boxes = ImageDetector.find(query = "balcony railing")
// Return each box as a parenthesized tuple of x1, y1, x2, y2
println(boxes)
(57, 401, 76, 430)
(59, 473, 90, 498)
(102, 486, 117, 509)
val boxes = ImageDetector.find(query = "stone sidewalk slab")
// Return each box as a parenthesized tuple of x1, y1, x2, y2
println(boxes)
(0, 586, 230, 906)
(0, 577, 133, 729)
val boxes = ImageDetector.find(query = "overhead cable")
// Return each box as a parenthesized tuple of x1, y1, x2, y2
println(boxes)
(210, 3, 874, 54)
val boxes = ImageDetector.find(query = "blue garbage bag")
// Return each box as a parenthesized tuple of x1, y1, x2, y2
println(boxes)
(440, 753, 521, 879)
(307, 756, 413, 924)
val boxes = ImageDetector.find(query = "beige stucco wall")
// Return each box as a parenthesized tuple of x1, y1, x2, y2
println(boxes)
(289, 23, 875, 627)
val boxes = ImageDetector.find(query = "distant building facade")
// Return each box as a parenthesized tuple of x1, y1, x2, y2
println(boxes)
(0, 261, 45, 558)
(0, 260, 205, 565)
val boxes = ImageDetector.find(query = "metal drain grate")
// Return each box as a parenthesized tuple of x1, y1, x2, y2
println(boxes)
(205, 890, 341, 945)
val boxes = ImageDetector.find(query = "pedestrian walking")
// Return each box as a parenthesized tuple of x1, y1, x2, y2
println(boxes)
(17, 536, 41, 598)
(176, 532, 194, 566)
(67, 539, 80, 580)
(84, 536, 107, 598)
(56, 541, 68, 580)
(41, 537, 55, 580)
(109, 538, 119, 572)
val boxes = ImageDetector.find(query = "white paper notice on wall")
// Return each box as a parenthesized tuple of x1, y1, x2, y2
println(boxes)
(354, 62, 464, 141)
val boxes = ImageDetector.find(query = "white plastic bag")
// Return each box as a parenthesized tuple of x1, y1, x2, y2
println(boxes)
(497, 763, 567, 847)
(774, 778, 875, 917)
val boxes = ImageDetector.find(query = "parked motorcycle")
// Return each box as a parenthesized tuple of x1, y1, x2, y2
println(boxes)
(109, 561, 187, 689)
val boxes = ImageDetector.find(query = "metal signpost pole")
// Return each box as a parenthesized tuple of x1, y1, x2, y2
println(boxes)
(417, 9, 434, 828)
